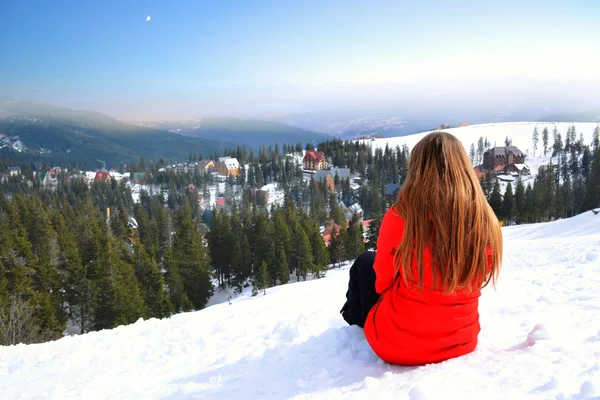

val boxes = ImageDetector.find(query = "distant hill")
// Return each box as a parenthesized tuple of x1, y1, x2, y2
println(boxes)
(539, 109, 600, 123)
(0, 101, 236, 169)
(184, 117, 331, 147)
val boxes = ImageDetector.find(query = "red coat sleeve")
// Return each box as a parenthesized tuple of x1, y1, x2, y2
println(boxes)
(373, 208, 405, 294)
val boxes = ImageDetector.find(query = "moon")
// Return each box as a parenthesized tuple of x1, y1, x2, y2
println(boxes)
(146, 16, 151, 22)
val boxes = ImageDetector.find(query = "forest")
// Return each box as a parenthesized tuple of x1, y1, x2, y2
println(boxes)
(1, 124, 599, 346)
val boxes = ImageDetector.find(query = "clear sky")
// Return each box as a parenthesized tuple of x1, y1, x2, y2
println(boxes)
(1, 0, 599, 119)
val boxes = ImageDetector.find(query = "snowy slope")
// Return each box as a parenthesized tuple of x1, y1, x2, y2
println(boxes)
(2, 211, 600, 399)
(365, 121, 599, 191)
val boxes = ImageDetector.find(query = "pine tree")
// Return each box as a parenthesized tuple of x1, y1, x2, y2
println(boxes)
(502, 183, 515, 224)
(365, 217, 381, 250)
(514, 178, 525, 224)
(489, 180, 503, 219)
(532, 127, 539, 157)
(593, 125, 600, 152)
(173, 202, 213, 310)
(328, 227, 344, 267)
(542, 127, 549, 156)
(469, 144, 476, 165)
(276, 248, 290, 285)
(258, 261, 270, 295)
(290, 222, 313, 281)
(310, 225, 329, 278)
(133, 244, 173, 318)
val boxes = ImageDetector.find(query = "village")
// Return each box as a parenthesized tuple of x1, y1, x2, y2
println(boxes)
(1, 142, 532, 247)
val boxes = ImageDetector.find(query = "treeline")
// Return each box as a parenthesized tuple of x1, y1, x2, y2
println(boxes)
(487, 125, 600, 224)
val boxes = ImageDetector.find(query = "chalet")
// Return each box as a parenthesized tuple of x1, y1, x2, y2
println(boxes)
(330, 167, 351, 184)
(505, 163, 530, 175)
(385, 183, 401, 201)
(39, 171, 58, 188)
(198, 160, 215, 174)
(7, 166, 21, 176)
(216, 157, 240, 176)
(94, 171, 111, 183)
(313, 170, 335, 192)
(346, 203, 363, 221)
(483, 146, 527, 174)
(215, 197, 227, 212)
(303, 150, 328, 171)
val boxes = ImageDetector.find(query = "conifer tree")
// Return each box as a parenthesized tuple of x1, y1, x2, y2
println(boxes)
(469, 144, 476, 165)
(502, 183, 515, 224)
(328, 227, 344, 267)
(489, 180, 503, 219)
(365, 217, 382, 250)
(164, 246, 192, 312)
(592, 125, 600, 151)
(514, 179, 525, 224)
(173, 201, 213, 310)
(133, 244, 173, 318)
(542, 127, 549, 156)
(290, 221, 313, 281)
(276, 248, 290, 285)
(532, 127, 539, 157)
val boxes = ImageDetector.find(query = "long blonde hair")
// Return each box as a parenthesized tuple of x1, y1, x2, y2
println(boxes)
(393, 131, 502, 294)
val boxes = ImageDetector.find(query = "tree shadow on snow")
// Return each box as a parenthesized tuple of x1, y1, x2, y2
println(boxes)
(162, 325, 418, 400)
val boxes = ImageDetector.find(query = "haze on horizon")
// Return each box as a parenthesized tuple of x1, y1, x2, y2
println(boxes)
(1, 0, 600, 121)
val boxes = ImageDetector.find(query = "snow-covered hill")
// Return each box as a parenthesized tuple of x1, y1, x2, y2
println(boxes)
(366, 121, 599, 191)
(2, 210, 600, 399)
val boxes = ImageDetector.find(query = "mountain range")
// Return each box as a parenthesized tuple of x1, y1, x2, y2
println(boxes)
(0, 102, 328, 169)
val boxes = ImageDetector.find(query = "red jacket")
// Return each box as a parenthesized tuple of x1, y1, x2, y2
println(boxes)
(364, 207, 492, 365)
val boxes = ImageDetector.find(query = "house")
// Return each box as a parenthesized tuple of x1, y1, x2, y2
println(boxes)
(216, 157, 240, 176)
(94, 171, 111, 183)
(198, 160, 215, 174)
(483, 146, 526, 174)
(330, 167, 351, 184)
(215, 197, 227, 212)
(322, 223, 344, 246)
(39, 171, 58, 188)
(346, 203, 364, 221)
(303, 150, 328, 171)
(7, 166, 21, 177)
(313, 170, 335, 192)
(385, 183, 401, 201)
(505, 163, 531, 175)
(133, 172, 146, 184)
(211, 172, 227, 182)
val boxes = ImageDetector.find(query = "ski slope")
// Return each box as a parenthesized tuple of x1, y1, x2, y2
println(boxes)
(365, 121, 599, 191)
(2, 210, 600, 399)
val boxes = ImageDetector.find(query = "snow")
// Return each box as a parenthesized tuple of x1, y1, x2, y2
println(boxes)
(2, 212, 600, 399)
(365, 121, 600, 192)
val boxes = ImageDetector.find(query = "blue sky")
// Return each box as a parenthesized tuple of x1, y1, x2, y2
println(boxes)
(1, 0, 599, 119)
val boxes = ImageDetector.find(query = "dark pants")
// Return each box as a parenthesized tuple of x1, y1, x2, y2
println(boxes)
(340, 251, 380, 328)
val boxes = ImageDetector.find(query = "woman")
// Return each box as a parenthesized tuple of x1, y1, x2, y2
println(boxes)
(340, 131, 503, 366)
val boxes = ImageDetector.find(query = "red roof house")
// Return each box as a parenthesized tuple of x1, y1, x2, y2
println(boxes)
(303, 150, 328, 171)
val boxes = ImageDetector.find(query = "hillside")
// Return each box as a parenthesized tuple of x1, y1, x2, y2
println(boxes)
(0, 102, 236, 168)
(539, 109, 600, 123)
(366, 121, 600, 192)
(184, 117, 331, 148)
(1, 210, 599, 399)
